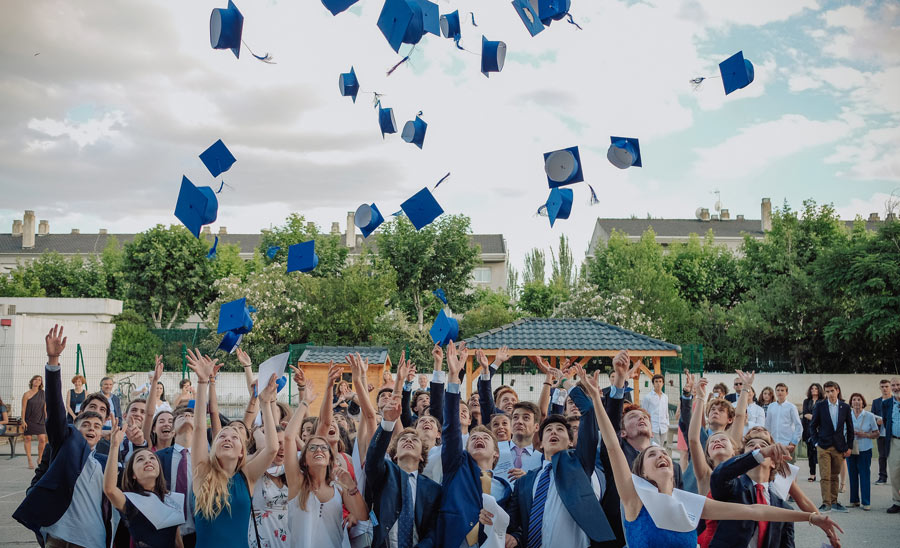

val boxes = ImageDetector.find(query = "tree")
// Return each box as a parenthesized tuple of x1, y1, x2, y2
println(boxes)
(665, 231, 744, 308)
(107, 310, 164, 373)
(460, 289, 520, 337)
(0, 267, 44, 297)
(553, 282, 660, 337)
(549, 235, 577, 290)
(506, 265, 520, 300)
(208, 241, 246, 281)
(522, 248, 546, 285)
(122, 225, 217, 328)
(517, 281, 569, 317)
(100, 237, 127, 300)
(257, 213, 348, 278)
(376, 215, 480, 331)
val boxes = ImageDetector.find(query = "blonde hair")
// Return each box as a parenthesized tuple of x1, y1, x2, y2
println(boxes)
(194, 425, 246, 520)
(296, 435, 335, 512)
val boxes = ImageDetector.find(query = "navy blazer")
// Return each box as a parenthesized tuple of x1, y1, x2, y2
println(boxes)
(882, 397, 899, 458)
(364, 425, 441, 548)
(13, 365, 112, 546)
(478, 370, 504, 423)
(809, 399, 854, 453)
(709, 451, 794, 548)
(156, 446, 176, 489)
(506, 385, 616, 547)
(401, 381, 445, 428)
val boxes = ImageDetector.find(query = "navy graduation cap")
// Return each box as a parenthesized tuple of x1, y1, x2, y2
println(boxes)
(544, 146, 583, 187)
(379, 106, 397, 138)
(355, 203, 384, 238)
(217, 297, 254, 334)
(429, 309, 459, 346)
(512, 0, 544, 36)
(218, 331, 243, 354)
(401, 113, 427, 148)
(719, 51, 755, 95)
(607, 137, 642, 169)
(339, 67, 360, 103)
(412, 0, 440, 36)
(432, 288, 447, 304)
(321, 0, 359, 16)
(538, 0, 570, 24)
(546, 187, 573, 227)
(174, 176, 218, 238)
(266, 246, 280, 259)
(481, 36, 507, 77)
(401, 187, 444, 230)
(199, 139, 237, 178)
(287, 240, 319, 273)
(377, 0, 426, 53)
(440, 10, 461, 41)
(210, 0, 244, 58)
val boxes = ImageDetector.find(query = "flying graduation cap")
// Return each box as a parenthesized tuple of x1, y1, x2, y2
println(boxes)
(287, 240, 319, 273)
(538, 0, 571, 25)
(199, 139, 237, 178)
(339, 67, 360, 103)
(607, 137, 642, 169)
(512, 0, 545, 36)
(217, 297, 254, 334)
(266, 246, 280, 259)
(355, 203, 385, 238)
(174, 176, 218, 238)
(376, 0, 426, 53)
(413, 0, 440, 36)
(544, 146, 583, 187)
(401, 113, 428, 148)
(546, 187, 573, 227)
(440, 10, 461, 42)
(429, 309, 459, 346)
(432, 288, 447, 304)
(401, 187, 444, 230)
(210, 1, 244, 58)
(217, 330, 243, 353)
(321, 0, 359, 16)
(719, 50, 755, 95)
(481, 36, 507, 77)
(378, 106, 397, 138)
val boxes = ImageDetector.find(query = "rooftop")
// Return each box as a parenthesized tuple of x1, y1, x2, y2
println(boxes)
(592, 218, 884, 239)
(297, 345, 390, 364)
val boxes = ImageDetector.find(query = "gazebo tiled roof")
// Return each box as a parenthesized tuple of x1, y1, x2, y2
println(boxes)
(297, 345, 390, 364)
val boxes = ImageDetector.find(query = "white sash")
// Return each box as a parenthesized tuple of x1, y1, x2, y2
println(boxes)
(631, 474, 706, 532)
(124, 492, 186, 529)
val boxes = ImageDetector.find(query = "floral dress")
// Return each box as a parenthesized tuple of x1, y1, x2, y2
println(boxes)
(249, 474, 290, 548)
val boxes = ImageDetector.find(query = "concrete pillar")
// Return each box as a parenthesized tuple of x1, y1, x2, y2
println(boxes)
(12, 220, 23, 236)
(720, 209, 730, 220)
(331, 222, 340, 235)
(22, 210, 35, 248)
(218, 226, 227, 235)
(761, 198, 772, 232)
(700, 208, 710, 221)
(71, 229, 80, 234)
(38, 220, 49, 235)
(346, 211, 355, 248)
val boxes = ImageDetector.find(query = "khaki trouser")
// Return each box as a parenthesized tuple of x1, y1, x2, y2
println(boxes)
(817, 446, 844, 505)
(45, 536, 85, 548)
(889, 437, 900, 505)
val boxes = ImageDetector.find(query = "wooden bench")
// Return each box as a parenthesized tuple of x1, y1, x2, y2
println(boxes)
(0, 417, 23, 459)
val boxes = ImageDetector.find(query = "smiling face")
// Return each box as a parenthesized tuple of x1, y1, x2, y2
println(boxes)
(154, 412, 174, 445)
(413, 392, 430, 415)
(705, 432, 735, 465)
(213, 426, 245, 462)
(466, 429, 499, 465)
(77, 416, 104, 448)
(706, 400, 734, 431)
(84, 397, 109, 420)
(173, 410, 194, 434)
(394, 430, 424, 463)
(490, 414, 511, 442)
(131, 448, 161, 485)
(303, 436, 333, 468)
(539, 420, 571, 458)
(637, 446, 673, 487)
(300, 420, 315, 444)
(459, 403, 470, 427)
(74, 378, 83, 390)
(29, 376, 42, 390)
(850, 395, 864, 411)
(155, 382, 164, 397)
(415, 415, 439, 447)
(101, 378, 113, 395)
(496, 391, 518, 415)
(272, 430, 286, 466)
(126, 401, 146, 427)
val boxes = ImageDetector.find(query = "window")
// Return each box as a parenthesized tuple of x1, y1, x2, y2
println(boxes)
(473, 267, 492, 283)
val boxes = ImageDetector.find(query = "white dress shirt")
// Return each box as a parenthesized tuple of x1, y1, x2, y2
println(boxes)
(640, 391, 669, 435)
(387, 469, 419, 548)
(765, 400, 802, 446)
(41, 452, 106, 548)
(531, 462, 601, 548)
(744, 402, 767, 434)
(495, 441, 543, 482)
(171, 443, 194, 534)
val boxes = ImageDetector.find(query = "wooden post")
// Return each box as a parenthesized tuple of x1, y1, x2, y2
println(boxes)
(632, 357, 643, 402)
(653, 356, 661, 375)
(466, 354, 474, 399)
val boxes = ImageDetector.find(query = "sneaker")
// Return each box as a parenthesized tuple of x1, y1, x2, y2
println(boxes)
(849, 502, 860, 508)
(832, 503, 849, 513)
(888, 505, 900, 514)
(818, 504, 832, 513)
(862, 505, 871, 511)
(875, 479, 887, 485)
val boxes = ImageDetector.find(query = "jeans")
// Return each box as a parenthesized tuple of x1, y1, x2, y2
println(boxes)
(877, 436, 888, 482)
(807, 439, 818, 476)
(847, 449, 872, 505)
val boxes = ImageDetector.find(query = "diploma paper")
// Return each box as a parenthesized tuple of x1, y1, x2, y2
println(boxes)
(257, 352, 290, 390)
(481, 493, 510, 548)
(771, 463, 800, 502)
(631, 474, 707, 532)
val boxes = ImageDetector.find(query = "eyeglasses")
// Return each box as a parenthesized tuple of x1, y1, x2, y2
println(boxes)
(306, 444, 329, 454)
(734, 383, 743, 387)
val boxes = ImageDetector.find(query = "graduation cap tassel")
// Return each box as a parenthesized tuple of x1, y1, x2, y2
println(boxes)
(588, 184, 600, 206)
(391, 210, 404, 217)
(241, 40, 276, 64)
(536, 204, 549, 217)
(216, 181, 225, 193)
(566, 14, 583, 30)
(469, 12, 478, 26)
(372, 92, 384, 109)
(690, 75, 719, 91)
(434, 172, 451, 189)
(386, 55, 410, 76)
(206, 236, 219, 260)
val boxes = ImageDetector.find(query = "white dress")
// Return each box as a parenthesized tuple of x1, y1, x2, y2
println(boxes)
(249, 474, 290, 548)
(288, 484, 348, 548)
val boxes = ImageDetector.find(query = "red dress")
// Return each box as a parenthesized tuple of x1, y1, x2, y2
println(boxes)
(697, 491, 718, 548)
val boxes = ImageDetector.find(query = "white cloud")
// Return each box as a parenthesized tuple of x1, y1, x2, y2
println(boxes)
(787, 74, 822, 92)
(834, 191, 900, 220)
(27, 110, 127, 148)
(819, 3, 900, 64)
(691, 56, 777, 111)
(700, 0, 820, 26)
(825, 125, 900, 182)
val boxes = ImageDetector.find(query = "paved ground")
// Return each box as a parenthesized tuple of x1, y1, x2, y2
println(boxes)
(0, 440, 897, 546)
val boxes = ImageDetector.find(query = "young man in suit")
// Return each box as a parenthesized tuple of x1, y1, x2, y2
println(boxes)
(156, 404, 196, 547)
(365, 395, 441, 548)
(883, 377, 900, 514)
(809, 380, 854, 512)
(14, 325, 116, 548)
(872, 379, 891, 485)
(476, 346, 517, 419)
(99, 376, 122, 422)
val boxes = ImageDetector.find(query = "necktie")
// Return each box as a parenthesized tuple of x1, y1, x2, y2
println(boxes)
(466, 470, 493, 546)
(176, 448, 189, 518)
(398, 471, 414, 548)
(513, 446, 526, 469)
(755, 483, 768, 548)
(527, 465, 552, 548)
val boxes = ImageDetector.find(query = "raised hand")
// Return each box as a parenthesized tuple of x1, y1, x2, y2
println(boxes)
(111, 417, 126, 447)
(382, 395, 402, 422)
(290, 365, 306, 388)
(476, 349, 491, 370)
(495, 345, 510, 363)
(432, 343, 444, 371)
(236, 347, 252, 368)
(45, 324, 67, 363)
(457, 342, 468, 367)
(760, 443, 792, 477)
(258, 373, 278, 403)
(326, 361, 343, 386)
(186, 348, 215, 381)
(152, 355, 164, 382)
(810, 514, 844, 546)
(696, 377, 708, 399)
(334, 466, 357, 491)
(125, 418, 145, 446)
(303, 378, 318, 405)
(682, 370, 695, 395)
(405, 363, 417, 383)
(736, 369, 755, 388)
(529, 355, 551, 374)
(446, 341, 463, 382)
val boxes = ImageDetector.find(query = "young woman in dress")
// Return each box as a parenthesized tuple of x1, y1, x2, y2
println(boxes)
(0, 395, 9, 436)
(758, 387, 775, 413)
(65, 375, 87, 424)
(802, 383, 824, 481)
(22, 375, 47, 469)
(578, 355, 842, 548)
(104, 418, 185, 548)
(173, 378, 194, 409)
(186, 349, 278, 548)
(847, 393, 879, 510)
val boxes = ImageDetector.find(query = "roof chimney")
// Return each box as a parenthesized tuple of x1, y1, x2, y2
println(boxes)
(345, 211, 355, 248)
(736, 214, 745, 221)
(38, 220, 49, 235)
(70, 228, 80, 234)
(12, 219, 23, 236)
(700, 208, 710, 221)
(886, 212, 897, 222)
(761, 198, 772, 231)
(868, 212, 880, 222)
(331, 222, 340, 235)
(201, 226, 211, 235)
(218, 226, 227, 235)
(22, 211, 35, 248)
(99, 228, 108, 235)
(720, 209, 730, 220)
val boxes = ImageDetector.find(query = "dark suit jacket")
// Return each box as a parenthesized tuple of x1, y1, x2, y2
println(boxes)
(401, 381, 445, 428)
(365, 425, 441, 548)
(156, 446, 176, 489)
(478, 371, 504, 423)
(882, 397, 899, 459)
(107, 393, 122, 421)
(809, 399, 854, 453)
(709, 451, 794, 548)
(602, 384, 633, 403)
(13, 365, 112, 546)
(506, 385, 617, 547)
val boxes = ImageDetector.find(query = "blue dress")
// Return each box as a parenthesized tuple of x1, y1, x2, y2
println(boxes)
(193, 472, 252, 548)
(623, 506, 698, 548)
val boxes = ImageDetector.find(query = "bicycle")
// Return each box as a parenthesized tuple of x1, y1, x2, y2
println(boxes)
(115, 374, 136, 407)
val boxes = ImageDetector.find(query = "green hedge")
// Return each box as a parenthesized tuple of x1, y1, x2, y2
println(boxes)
(107, 321, 164, 373)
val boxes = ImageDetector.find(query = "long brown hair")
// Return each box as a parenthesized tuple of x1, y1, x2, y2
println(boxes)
(297, 435, 335, 511)
(150, 410, 174, 449)
(29, 375, 43, 391)
(194, 425, 246, 519)
(122, 448, 168, 502)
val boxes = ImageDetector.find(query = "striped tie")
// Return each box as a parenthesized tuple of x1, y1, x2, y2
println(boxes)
(526, 464, 552, 548)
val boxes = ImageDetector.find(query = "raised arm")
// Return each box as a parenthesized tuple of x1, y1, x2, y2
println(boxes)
(348, 354, 377, 460)
(142, 355, 164, 444)
(335, 466, 368, 520)
(283, 378, 314, 501)
(365, 397, 400, 498)
(103, 419, 128, 511)
(315, 362, 342, 437)
(428, 344, 445, 425)
(208, 361, 224, 440)
(43, 325, 68, 448)
(442, 341, 466, 477)
(237, 348, 255, 394)
(243, 375, 278, 483)
(242, 378, 259, 429)
(186, 349, 215, 481)
(689, 376, 712, 484)
(730, 370, 754, 446)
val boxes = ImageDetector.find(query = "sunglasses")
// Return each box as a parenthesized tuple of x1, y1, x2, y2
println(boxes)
(306, 444, 329, 454)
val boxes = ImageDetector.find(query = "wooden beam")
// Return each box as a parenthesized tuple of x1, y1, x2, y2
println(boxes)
(465, 355, 475, 399)
(632, 362, 654, 403)
(652, 356, 661, 375)
(461, 349, 679, 357)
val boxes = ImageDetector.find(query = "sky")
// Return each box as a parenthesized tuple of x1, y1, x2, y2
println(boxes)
(1, 0, 898, 271)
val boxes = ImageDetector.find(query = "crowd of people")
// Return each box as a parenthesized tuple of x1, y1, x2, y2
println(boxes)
(9, 324, 900, 548)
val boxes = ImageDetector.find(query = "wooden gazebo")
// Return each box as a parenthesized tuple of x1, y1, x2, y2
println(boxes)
(462, 318, 680, 401)
(295, 346, 392, 413)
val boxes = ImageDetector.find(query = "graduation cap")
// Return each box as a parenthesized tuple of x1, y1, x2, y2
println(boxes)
(275, 375, 288, 393)
(199, 139, 237, 178)
(512, 0, 545, 36)
(401, 114, 427, 148)
(217, 331, 243, 353)
(287, 240, 319, 273)
(266, 246, 280, 259)
(607, 137, 642, 169)
(379, 106, 397, 138)
(429, 309, 459, 346)
(481, 36, 507, 78)
(440, 10, 461, 41)
(322, 0, 359, 16)
(210, 0, 244, 58)
(174, 176, 218, 238)
(217, 297, 254, 334)
(432, 288, 447, 304)
(538, 0, 570, 24)
(339, 67, 360, 103)
(355, 203, 384, 238)
(401, 187, 444, 230)
(544, 146, 583, 187)
(376, 0, 426, 53)
(719, 50, 755, 95)
(412, 0, 440, 36)
(546, 187, 573, 227)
